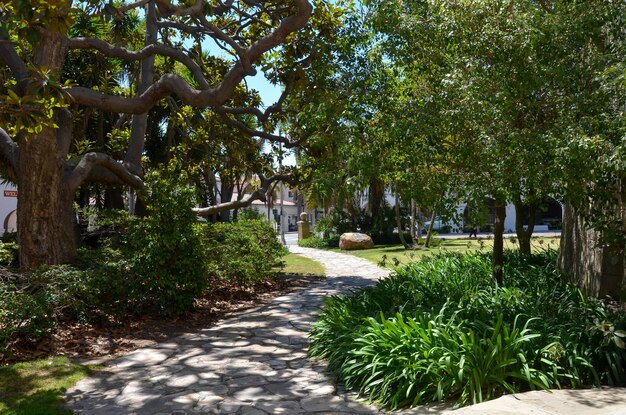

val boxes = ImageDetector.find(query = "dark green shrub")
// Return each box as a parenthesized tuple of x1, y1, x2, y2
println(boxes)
(204, 219, 287, 285)
(310, 250, 626, 409)
(0, 283, 52, 349)
(298, 236, 330, 249)
(297, 236, 340, 249)
(123, 171, 209, 316)
(237, 207, 264, 221)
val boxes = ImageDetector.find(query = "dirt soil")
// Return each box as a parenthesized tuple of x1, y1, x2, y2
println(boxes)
(1, 274, 322, 366)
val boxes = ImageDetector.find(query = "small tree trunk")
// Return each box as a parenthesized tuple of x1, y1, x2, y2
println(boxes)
(394, 181, 410, 249)
(410, 199, 416, 242)
(219, 180, 234, 222)
(492, 197, 507, 284)
(514, 197, 536, 255)
(424, 210, 437, 248)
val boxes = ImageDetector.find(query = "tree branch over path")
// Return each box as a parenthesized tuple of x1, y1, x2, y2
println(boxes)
(193, 173, 297, 216)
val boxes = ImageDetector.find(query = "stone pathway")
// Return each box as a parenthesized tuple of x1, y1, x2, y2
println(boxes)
(64, 247, 626, 415)
(64, 247, 445, 414)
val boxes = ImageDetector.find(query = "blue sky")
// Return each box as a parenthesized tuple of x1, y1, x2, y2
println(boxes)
(246, 72, 282, 107)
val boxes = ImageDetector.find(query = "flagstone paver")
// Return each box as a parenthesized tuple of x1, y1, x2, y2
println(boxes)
(64, 246, 446, 414)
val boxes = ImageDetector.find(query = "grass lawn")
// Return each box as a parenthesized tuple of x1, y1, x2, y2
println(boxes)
(281, 253, 325, 277)
(0, 356, 98, 415)
(335, 236, 561, 268)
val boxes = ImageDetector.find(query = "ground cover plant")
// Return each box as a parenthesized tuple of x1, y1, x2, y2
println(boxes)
(309, 250, 626, 409)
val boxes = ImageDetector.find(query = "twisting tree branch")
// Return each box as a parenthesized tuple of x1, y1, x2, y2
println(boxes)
(221, 73, 295, 123)
(66, 0, 313, 113)
(0, 23, 28, 90)
(216, 111, 312, 148)
(67, 38, 211, 90)
(66, 152, 145, 193)
(192, 173, 297, 216)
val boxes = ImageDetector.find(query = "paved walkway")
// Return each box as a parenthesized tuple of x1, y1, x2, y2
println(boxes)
(65, 247, 429, 414)
(65, 247, 626, 415)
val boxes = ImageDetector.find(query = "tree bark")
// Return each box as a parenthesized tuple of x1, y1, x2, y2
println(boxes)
(125, 0, 157, 169)
(492, 197, 507, 284)
(410, 199, 420, 245)
(424, 210, 437, 248)
(17, 30, 76, 269)
(18, 126, 76, 269)
(394, 181, 410, 249)
(514, 196, 536, 255)
(559, 200, 625, 298)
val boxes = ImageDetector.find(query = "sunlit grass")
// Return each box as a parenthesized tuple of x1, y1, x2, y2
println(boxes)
(334, 237, 560, 268)
(280, 253, 325, 277)
(0, 356, 98, 415)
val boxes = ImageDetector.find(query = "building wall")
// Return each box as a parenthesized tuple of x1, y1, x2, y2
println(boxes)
(0, 183, 17, 235)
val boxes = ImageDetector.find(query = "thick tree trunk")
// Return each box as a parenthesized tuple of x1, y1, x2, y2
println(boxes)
(17, 29, 75, 269)
(559, 201, 625, 298)
(514, 197, 536, 255)
(492, 197, 506, 284)
(18, 127, 76, 269)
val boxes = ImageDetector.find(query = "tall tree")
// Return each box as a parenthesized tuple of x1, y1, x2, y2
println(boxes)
(0, 0, 314, 268)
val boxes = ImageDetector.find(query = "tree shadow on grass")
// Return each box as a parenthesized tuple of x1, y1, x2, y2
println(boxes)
(0, 358, 95, 415)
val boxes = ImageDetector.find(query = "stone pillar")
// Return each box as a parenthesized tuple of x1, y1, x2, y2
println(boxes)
(298, 212, 310, 241)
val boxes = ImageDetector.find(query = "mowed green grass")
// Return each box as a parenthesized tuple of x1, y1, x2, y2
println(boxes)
(335, 237, 560, 268)
(280, 253, 325, 277)
(0, 356, 98, 415)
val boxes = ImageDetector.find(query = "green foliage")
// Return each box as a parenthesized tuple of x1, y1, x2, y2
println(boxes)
(204, 219, 287, 285)
(123, 171, 208, 316)
(237, 207, 264, 221)
(298, 236, 330, 249)
(310, 251, 626, 409)
(0, 283, 52, 349)
(0, 240, 19, 266)
(0, 249, 128, 351)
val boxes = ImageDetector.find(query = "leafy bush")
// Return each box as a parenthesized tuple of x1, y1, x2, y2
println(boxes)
(123, 171, 209, 316)
(298, 236, 330, 249)
(309, 250, 626, 409)
(204, 219, 287, 285)
(237, 207, 264, 221)
(0, 240, 18, 266)
(0, 283, 52, 348)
